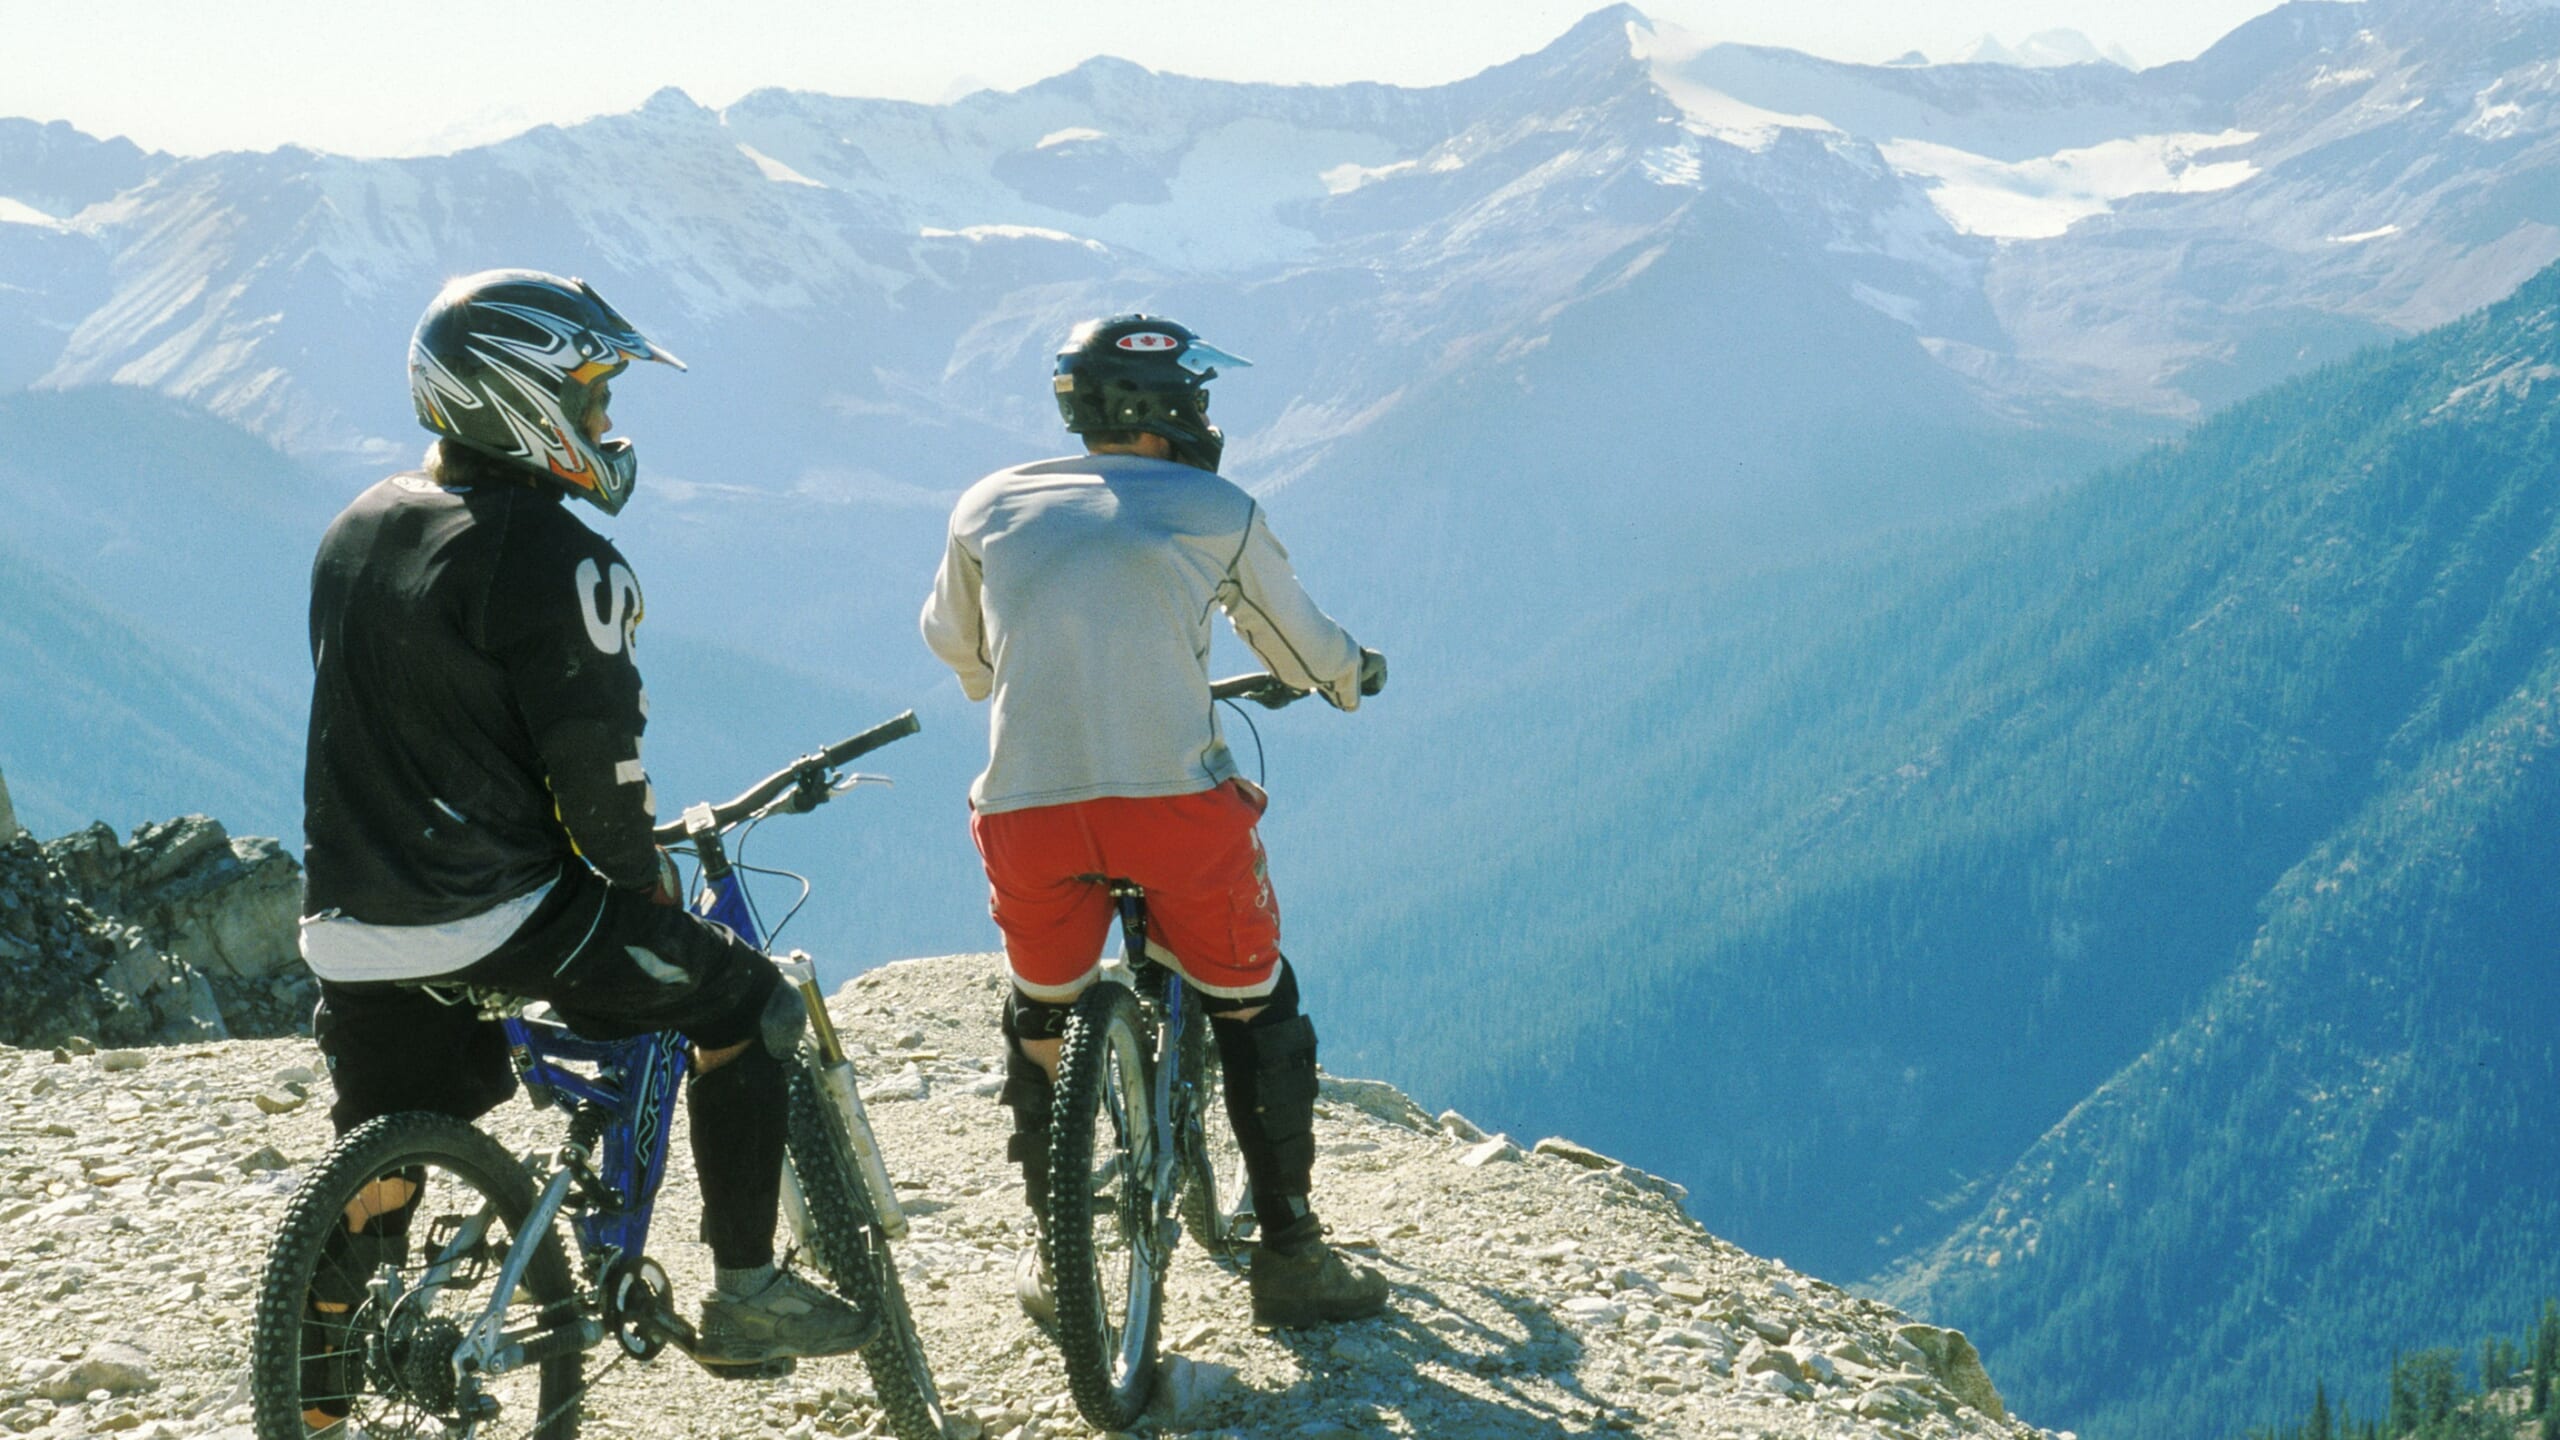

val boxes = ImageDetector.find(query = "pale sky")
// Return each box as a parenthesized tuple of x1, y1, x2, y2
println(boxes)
(4, 0, 2288, 157)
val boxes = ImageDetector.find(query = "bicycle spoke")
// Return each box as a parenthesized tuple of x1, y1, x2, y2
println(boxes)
(250, 1115, 583, 1440)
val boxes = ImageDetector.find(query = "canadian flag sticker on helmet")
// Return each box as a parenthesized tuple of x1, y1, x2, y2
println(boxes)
(1116, 332, 1181, 352)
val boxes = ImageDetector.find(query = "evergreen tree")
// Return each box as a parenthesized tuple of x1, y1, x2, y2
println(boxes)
(2418, 1349, 2462, 1429)
(2392, 1353, 2419, 1438)
(2484, 1336, 2518, 1393)
(2311, 1380, 2336, 1440)
(2534, 1298, 2558, 1414)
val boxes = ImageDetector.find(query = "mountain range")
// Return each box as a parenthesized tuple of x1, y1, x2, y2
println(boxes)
(7, 5, 2560, 1439)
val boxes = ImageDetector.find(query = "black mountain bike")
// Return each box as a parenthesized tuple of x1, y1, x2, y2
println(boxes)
(1042, 670, 1329, 1429)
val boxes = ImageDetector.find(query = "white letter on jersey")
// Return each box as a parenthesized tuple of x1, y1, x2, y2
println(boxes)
(576, 558, 642, 655)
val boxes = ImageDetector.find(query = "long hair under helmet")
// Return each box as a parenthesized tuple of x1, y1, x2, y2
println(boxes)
(1053, 314, 1251, 473)
(408, 269, 685, 515)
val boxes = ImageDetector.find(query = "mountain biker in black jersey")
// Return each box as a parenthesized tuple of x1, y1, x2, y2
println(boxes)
(921, 313, 1391, 1329)
(293, 270, 868, 1428)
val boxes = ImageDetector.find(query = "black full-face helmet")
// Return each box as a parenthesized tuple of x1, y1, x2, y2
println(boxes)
(1052, 313, 1251, 473)
(407, 269, 685, 515)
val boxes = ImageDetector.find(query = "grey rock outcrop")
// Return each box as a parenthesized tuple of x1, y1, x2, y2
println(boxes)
(0, 813, 307, 1049)
(1897, 1323, 2008, 1421)
(0, 764, 19, 840)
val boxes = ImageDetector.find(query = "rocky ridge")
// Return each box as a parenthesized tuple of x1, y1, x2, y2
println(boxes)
(0, 950, 2048, 1440)
(0, 782, 307, 1050)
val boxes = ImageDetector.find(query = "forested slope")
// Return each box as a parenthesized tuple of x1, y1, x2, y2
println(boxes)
(1878, 278, 2560, 1435)
(1293, 261, 2560, 1440)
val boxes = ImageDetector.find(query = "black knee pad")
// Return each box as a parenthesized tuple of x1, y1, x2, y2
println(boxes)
(1204, 955, 1299, 1026)
(1213, 997, 1320, 1213)
(1004, 986, 1077, 1043)
(758, 981, 808, 1061)
(1234, 1015, 1319, 1143)
(1207, 958, 1315, 1135)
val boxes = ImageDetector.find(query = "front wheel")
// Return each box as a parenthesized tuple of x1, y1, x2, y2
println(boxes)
(784, 1067, 948, 1440)
(248, 1112, 583, 1440)
(1048, 982, 1167, 1430)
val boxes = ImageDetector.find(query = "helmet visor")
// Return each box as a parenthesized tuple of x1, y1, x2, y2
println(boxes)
(1177, 341, 1252, 378)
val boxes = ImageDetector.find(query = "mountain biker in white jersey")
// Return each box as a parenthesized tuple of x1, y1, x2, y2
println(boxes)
(921, 313, 1392, 1328)
(294, 270, 869, 1429)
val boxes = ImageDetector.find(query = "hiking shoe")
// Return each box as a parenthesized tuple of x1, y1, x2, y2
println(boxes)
(1015, 1244, 1058, 1327)
(694, 1268, 878, 1365)
(1248, 1219, 1389, 1328)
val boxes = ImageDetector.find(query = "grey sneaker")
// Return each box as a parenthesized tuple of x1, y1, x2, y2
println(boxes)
(1248, 1220, 1389, 1328)
(1015, 1245, 1058, 1327)
(695, 1269, 878, 1365)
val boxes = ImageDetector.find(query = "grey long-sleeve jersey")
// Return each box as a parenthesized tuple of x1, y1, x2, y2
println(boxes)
(921, 453, 1363, 815)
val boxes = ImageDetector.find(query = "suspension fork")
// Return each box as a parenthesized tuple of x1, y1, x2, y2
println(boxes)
(776, 953, 909, 1238)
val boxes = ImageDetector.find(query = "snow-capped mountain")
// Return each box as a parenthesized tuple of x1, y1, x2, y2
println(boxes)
(1952, 30, 2140, 70)
(1691, 0, 2560, 410)
(8, 1, 2552, 492)
(5, 0, 2560, 949)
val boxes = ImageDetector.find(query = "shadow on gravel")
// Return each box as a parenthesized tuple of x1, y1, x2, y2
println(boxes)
(1255, 1273, 1616, 1436)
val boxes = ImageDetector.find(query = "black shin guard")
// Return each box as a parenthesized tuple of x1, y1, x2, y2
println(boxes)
(1209, 961, 1319, 1234)
(688, 1044, 788, 1271)
(305, 1168, 425, 1417)
(309, 1168, 425, 1307)
(1001, 990, 1069, 1213)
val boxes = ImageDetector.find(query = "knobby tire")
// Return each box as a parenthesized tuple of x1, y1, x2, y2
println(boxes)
(783, 1066, 948, 1440)
(1047, 982, 1164, 1430)
(248, 1111, 582, 1440)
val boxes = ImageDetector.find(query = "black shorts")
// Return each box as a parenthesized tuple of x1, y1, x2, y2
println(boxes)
(314, 864, 781, 1135)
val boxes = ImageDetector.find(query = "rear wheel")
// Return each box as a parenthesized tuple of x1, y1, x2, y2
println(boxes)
(784, 1066, 949, 1440)
(248, 1112, 583, 1440)
(1048, 982, 1165, 1430)
(1172, 1006, 1242, 1260)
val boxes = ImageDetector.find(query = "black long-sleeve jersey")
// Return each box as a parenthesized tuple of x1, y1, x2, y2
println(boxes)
(303, 463, 660, 927)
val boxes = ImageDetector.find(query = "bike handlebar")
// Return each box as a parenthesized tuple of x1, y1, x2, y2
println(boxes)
(1210, 672, 1308, 707)
(652, 711, 921, 844)
(1212, 649, 1386, 710)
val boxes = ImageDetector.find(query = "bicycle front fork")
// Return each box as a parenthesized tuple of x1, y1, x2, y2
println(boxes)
(776, 950, 908, 1238)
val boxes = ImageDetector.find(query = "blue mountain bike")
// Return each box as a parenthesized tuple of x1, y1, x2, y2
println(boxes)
(247, 716, 949, 1440)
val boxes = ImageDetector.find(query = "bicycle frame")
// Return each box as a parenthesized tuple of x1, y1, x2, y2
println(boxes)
(448, 827, 793, 1384)
(1110, 889, 1206, 1253)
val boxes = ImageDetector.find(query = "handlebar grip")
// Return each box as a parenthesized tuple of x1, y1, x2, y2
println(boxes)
(822, 711, 922, 768)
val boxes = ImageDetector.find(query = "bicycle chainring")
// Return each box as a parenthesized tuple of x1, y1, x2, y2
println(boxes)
(601, 1255, 687, 1359)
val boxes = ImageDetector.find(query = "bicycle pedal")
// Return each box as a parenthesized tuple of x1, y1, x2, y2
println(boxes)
(692, 1354, 798, 1381)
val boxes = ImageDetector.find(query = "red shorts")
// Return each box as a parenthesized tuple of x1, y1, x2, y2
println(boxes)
(970, 780, 1281, 1001)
